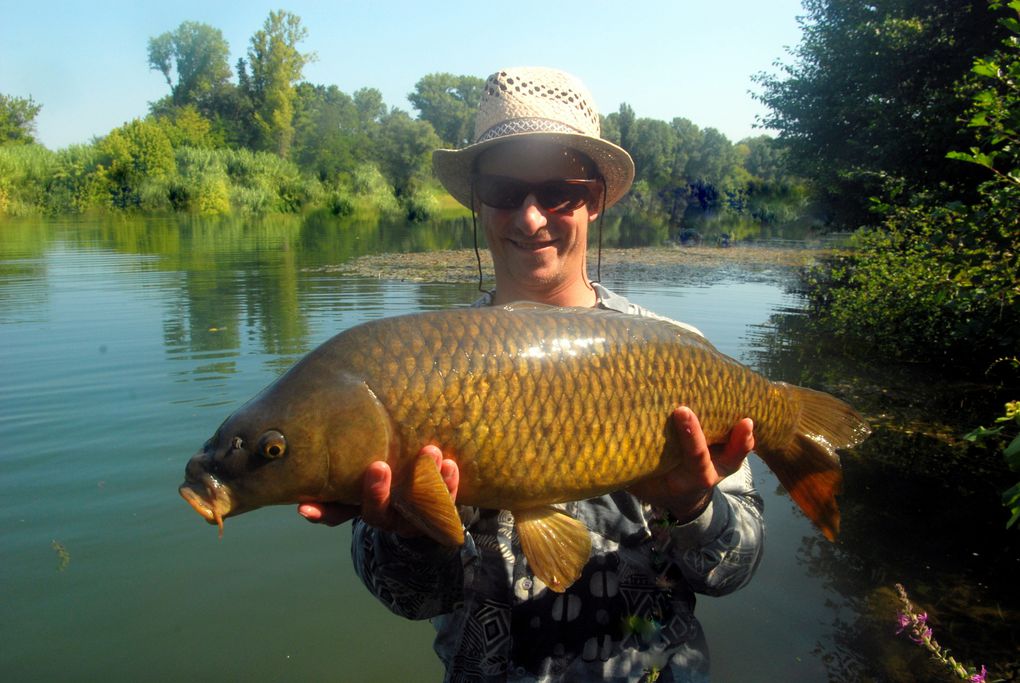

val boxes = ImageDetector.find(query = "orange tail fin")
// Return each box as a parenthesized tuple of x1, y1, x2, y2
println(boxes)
(758, 384, 871, 541)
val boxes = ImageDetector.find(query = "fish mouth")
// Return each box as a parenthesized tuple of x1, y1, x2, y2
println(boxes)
(179, 473, 234, 536)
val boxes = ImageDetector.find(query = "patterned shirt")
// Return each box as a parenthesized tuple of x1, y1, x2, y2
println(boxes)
(352, 284, 765, 682)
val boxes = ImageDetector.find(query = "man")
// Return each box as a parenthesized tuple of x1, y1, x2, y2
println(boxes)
(300, 67, 763, 682)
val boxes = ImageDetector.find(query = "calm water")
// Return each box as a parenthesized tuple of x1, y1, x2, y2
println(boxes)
(1, 215, 1015, 682)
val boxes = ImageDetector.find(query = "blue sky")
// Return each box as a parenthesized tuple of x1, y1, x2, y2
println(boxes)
(1, 1, 806, 150)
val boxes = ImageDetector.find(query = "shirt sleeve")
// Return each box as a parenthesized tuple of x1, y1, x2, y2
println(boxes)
(350, 517, 466, 620)
(663, 459, 765, 597)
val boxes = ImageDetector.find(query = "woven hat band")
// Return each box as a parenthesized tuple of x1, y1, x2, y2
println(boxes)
(476, 118, 584, 144)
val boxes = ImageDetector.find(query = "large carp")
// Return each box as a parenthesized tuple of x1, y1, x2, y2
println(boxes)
(180, 303, 870, 592)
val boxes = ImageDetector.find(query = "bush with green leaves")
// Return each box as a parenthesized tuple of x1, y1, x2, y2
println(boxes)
(95, 118, 177, 209)
(805, 1, 1020, 371)
(47, 144, 108, 214)
(0, 144, 56, 215)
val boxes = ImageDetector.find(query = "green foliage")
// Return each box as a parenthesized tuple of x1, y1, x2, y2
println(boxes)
(218, 147, 320, 214)
(95, 119, 177, 209)
(754, 0, 1009, 227)
(963, 395, 1020, 528)
(47, 144, 108, 213)
(6, 10, 808, 225)
(408, 73, 485, 147)
(601, 105, 799, 233)
(805, 195, 1020, 365)
(242, 10, 315, 158)
(148, 22, 232, 110)
(371, 109, 442, 206)
(804, 1, 1020, 370)
(0, 94, 42, 146)
(153, 105, 224, 149)
(291, 83, 360, 181)
(0, 144, 57, 215)
(170, 147, 231, 214)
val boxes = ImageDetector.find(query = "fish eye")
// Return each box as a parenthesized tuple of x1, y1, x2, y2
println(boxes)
(258, 431, 287, 459)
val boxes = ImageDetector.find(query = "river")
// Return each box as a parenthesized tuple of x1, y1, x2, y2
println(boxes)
(1, 214, 1015, 681)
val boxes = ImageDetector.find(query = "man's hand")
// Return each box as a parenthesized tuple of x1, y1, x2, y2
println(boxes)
(297, 445, 460, 536)
(629, 406, 755, 523)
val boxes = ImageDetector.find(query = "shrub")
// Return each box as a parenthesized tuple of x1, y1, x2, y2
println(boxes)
(0, 144, 57, 216)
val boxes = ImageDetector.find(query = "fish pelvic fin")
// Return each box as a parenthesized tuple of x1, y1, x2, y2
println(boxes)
(515, 506, 592, 593)
(761, 384, 872, 542)
(392, 452, 465, 546)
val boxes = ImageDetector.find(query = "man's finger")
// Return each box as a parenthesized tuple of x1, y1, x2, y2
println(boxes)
(716, 418, 755, 478)
(360, 462, 393, 528)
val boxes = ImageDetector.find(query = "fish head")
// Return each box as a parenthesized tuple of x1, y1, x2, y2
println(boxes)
(179, 395, 330, 529)
(180, 364, 394, 531)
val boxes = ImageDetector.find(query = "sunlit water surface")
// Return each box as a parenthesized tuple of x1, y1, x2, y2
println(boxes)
(2, 216, 1011, 682)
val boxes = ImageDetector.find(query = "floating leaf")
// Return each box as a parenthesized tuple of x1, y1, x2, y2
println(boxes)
(52, 540, 70, 572)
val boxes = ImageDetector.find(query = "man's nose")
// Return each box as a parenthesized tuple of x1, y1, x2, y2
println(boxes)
(514, 194, 548, 235)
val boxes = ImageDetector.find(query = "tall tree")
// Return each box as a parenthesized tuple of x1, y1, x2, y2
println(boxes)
(147, 22, 232, 110)
(0, 94, 42, 145)
(243, 10, 315, 158)
(754, 0, 1009, 226)
(372, 109, 442, 197)
(291, 83, 359, 180)
(408, 73, 485, 147)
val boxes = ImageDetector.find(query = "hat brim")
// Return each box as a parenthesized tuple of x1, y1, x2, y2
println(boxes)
(433, 132, 635, 211)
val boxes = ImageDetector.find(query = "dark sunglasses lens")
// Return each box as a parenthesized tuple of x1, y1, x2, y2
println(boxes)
(474, 176, 596, 213)
(535, 182, 591, 213)
(476, 177, 528, 210)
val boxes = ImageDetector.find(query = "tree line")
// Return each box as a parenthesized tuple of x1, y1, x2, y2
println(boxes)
(755, 0, 1019, 370)
(0, 10, 801, 227)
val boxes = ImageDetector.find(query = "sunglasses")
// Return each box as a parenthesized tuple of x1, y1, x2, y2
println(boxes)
(472, 175, 603, 214)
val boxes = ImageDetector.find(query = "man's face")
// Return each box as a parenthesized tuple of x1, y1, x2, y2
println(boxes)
(475, 140, 599, 299)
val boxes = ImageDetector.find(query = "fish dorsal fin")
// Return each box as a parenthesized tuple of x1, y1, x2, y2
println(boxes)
(391, 452, 465, 546)
(515, 506, 592, 593)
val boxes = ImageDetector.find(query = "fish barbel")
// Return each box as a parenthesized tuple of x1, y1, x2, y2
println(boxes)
(180, 303, 870, 591)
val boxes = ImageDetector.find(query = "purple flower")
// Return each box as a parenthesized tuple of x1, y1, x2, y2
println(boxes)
(969, 665, 987, 683)
(895, 612, 910, 634)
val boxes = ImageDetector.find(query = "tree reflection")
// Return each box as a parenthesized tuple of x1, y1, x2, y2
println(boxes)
(747, 298, 1020, 681)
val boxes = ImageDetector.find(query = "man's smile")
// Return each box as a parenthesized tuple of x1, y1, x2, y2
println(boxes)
(508, 237, 557, 251)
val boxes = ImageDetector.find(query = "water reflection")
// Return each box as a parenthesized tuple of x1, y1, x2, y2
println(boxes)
(1, 215, 1016, 680)
(745, 301, 1020, 681)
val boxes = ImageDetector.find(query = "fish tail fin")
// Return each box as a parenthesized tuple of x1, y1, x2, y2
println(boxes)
(759, 384, 871, 541)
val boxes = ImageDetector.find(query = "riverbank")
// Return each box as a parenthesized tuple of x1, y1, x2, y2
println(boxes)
(326, 244, 831, 283)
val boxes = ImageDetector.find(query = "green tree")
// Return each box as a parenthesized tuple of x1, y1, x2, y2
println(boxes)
(291, 83, 360, 180)
(243, 10, 315, 158)
(96, 119, 176, 209)
(754, 0, 1008, 227)
(148, 22, 232, 110)
(153, 105, 223, 149)
(353, 88, 386, 128)
(372, 109, 441, 198)
(0, 94, 42, 145)
(804, 1, 1020, 368)
(408, 73, 485, 147)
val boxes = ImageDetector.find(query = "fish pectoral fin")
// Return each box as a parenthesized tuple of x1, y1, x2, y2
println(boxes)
(514, 506, 592, 593)
(391, 452, 465, 547)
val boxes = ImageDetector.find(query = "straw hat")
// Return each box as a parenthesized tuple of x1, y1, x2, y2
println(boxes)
(433, 67, 635, 210)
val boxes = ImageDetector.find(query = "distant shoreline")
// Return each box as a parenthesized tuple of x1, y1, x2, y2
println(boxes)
(323, 245, 833, 284)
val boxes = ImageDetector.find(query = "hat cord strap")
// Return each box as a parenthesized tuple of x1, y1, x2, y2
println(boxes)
(470, 179, 491, 295)
(593, 181, 607, 284)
